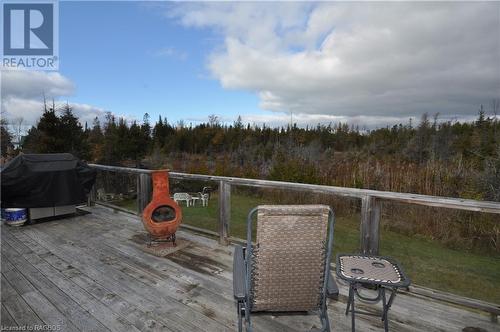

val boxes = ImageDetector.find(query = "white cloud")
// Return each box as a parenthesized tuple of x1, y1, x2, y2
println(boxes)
(1, 97, 108, 131)
(240, 113, 407, 129)
(1, 68, 111, 130)
(1, 69, 74, 100)
(170, 2, 500, 126)
(186, 112, 478, 130)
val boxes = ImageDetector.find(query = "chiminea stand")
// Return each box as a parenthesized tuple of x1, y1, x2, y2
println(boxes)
(147, 233, 176, 248)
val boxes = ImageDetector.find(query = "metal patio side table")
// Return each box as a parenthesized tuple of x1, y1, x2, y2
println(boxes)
(336, 254, 411, 332)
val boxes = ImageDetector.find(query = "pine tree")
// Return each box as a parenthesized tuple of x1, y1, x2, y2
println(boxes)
(59, 104, 89, 158)
(88, 117, 104, 161)
(24, 103, 63, 153)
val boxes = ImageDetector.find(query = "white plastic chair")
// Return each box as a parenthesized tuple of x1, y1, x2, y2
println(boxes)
(198, 192, 209, 207)
(97, 188, 114, 202)
(173, 193, 192, 207)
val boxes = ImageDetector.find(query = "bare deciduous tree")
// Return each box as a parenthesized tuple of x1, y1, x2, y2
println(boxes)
(9, 116, 25, 146)
(208, 114, 220, 127)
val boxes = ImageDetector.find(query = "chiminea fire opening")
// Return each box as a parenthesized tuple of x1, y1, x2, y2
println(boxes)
(141, 170, 182, 247)
(152, 206, 176, 223)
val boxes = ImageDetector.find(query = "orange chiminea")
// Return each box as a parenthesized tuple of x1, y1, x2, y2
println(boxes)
(141, 170, 182, 245)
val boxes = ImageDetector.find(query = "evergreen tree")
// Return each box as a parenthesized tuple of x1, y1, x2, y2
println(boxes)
(88, 117, 104, 161)
(22, 103, 89, 158)
(24, 104, 63, 153)
(102, 112, 119, 164)
(59, 104, 89, 158)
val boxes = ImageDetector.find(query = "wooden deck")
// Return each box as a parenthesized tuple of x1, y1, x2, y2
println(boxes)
(1, 205, 497, 332)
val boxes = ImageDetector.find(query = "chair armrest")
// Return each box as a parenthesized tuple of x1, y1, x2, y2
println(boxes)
(327, 272, 339, 300)
(233, 245, 246, 300)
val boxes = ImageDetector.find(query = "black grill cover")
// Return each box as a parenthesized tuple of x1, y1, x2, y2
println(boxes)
(1, 153, 96, 208)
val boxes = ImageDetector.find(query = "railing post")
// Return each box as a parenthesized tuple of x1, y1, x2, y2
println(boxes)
(218, 180, 231, 245)
(360, 195, 381, 255)
(87, 184, 96, 207)
(137, 173, 151, 215)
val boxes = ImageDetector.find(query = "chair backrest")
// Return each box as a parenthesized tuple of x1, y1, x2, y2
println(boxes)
(249, 205, 332, 312)
(173, 193, 191, 200)
(97, 188, 106, 200)
(202, 186, 213, 199)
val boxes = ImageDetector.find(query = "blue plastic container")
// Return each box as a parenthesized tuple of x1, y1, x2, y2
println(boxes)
(3, 208, 27, 226)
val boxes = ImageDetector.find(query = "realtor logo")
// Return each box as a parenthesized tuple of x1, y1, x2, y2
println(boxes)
(2, 1, 59, 70)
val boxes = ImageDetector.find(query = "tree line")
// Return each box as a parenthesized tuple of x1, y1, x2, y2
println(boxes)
(3, 100, 499, 202)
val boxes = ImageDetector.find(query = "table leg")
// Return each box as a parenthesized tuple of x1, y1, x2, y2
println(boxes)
(381, 287, 397, 332)
(386, 289, 396, 309)
(381, 288, 388, 331)
(346, 284, 353, 315)
(350, 284, 356, 332)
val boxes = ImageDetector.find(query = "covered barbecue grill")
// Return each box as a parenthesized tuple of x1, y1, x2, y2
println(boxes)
(1, 153, 96, 219)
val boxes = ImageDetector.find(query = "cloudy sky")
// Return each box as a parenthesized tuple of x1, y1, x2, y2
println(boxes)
(2, 1, 499, 130)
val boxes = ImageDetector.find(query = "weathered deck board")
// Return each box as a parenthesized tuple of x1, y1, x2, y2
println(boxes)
(1, 275, 44, 327)
(17, 211, 293, 332)
(16, 228, 216, 332)
(1, 238, 110, 332)
(2, 232, 142, 332)
(0, 205, 498, 332)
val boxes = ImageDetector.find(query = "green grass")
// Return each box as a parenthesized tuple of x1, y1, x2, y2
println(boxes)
(108, 193, 500, 304)
(380, 229, 500, 303)
(111, 199, 138, 212)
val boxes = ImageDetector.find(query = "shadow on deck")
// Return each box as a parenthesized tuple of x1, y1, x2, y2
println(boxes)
(1, 205, 497, 332)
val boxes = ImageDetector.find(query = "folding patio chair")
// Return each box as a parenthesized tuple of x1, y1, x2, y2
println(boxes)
(233, 205, 339, 332)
